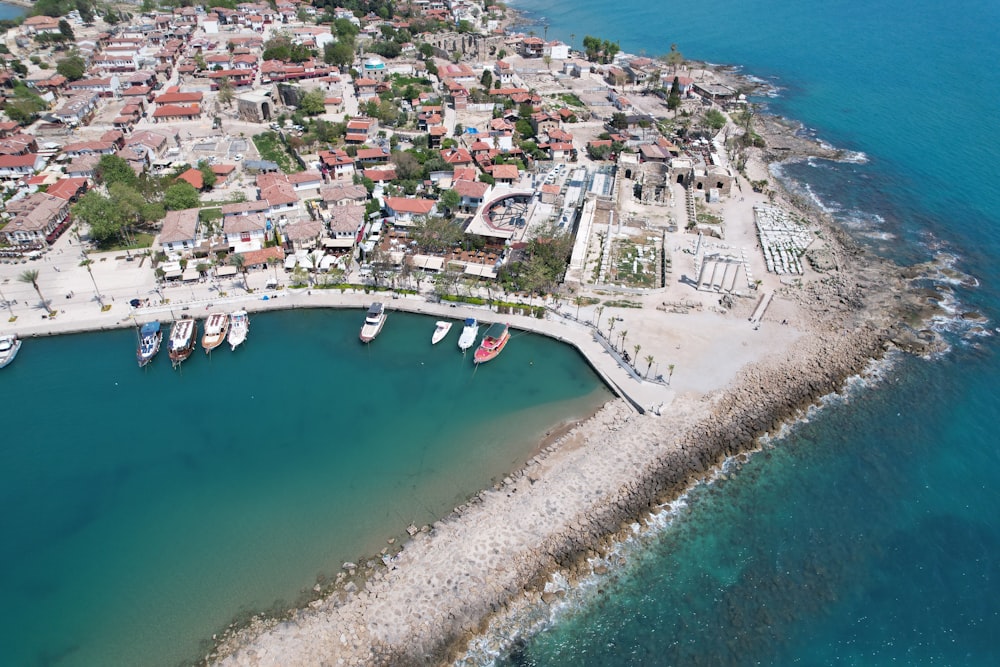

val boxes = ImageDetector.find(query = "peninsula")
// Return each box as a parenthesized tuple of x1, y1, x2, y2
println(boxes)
(0, 2, 958, 665)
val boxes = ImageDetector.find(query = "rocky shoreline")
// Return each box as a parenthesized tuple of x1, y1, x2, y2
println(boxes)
(205, 60, 949, 667)
(207, 198, 942, 666)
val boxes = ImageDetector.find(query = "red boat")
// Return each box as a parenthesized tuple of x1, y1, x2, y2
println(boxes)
(473, 323, 510, 364)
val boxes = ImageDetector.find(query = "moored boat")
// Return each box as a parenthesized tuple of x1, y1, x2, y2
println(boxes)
(202, 312, 230, 353)
(0, 334, 21, 369)
(359, 302, 387, 343)
(168, 318, 197, 367)
(136, 321, 162, 368)
(228, 310, 249, 351)
(473, 322, 510, 364)
(431, 320, 452, 345)
(458, 318, 479, 352)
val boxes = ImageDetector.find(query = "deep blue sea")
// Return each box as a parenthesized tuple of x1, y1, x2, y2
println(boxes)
(0, 310, 610, 666)
(498, 0, 1000, 664)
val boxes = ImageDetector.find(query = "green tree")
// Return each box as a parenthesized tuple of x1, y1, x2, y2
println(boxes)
(667, 76, 682, 112)
(9, 59, 26, 76)
(323, 40, 355, 67)
(391, 150, 422, 181)
(72, 191, 124, 246)
(299, 88, 326, 115)
(76, 0, 94, 23)
(19, 269, 52, 314)
(610, 112, 628, 130)
(56, 54, 86, 81)
(163, 182, 200, 210)
(704, 108, 727, 131)
(198, 160, 217, 189)
(665, 43, 684, 72)
(230, 253, 248, 290)
(439, 188, 460, 214)
(411, 215, 463, 253)
(217, 77, 235, 107)
(58, 19, 74, 40)
(4, 82, 47, 123)
(96, 154, 139, 189)
(480, 68, 492, 90)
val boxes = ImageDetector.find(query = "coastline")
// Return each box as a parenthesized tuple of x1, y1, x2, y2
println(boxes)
(0, 56, 951, 667)
(203, 130, 946, 666)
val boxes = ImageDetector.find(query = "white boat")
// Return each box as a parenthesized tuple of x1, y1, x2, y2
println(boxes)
(0, 334, 21, 368)
(458, 318, 479, 351)
(431, 320, 452, 344)
(228, 310, 249, 351)
(168, 318, 197, 367)
(201, 312, 230, 353)
(359, 302, 387, 343)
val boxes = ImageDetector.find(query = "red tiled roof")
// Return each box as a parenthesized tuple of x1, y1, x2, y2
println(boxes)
(177, 168, 204, 189)
(45, 177, 89, 200)
(153, 104, 200, 118)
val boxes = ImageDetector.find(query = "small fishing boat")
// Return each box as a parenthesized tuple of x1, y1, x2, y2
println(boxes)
(359, 302, 387, 343)
(458, 318, 479, 352)
(431, 320, 452, 344)
(228, 310, 249, 351)
(136, 321, 162, 368)
(201, 312, 230, 353)
(168, 318, 197, 367)
(473, 322, 510, 364)
(0, 334, 21, 368)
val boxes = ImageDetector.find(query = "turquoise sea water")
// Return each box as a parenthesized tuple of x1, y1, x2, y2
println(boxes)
(0, 3, 23, 22)
(501, 0, 1000, 664)
(0, 309, 610, 666)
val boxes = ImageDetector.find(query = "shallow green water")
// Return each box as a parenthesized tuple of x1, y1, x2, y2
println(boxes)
(0, 308, 610, 666)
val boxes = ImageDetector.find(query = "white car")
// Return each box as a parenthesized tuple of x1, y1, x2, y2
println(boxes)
(234, 154, 243, 161)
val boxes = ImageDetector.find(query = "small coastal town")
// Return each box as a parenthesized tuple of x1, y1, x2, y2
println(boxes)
(1, 2, 936, 666)
(0, 0, 830, 399)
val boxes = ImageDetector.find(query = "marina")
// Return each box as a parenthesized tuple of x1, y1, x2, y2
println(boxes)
(0, 310, 610, 667)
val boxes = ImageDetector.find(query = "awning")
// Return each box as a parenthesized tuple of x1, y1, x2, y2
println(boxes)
(463, 263, 498, 278)
(323, 237, 355, 248)
(181, 269, 200, 281)
(164, 270, 182, 279)
(216, 265, 238, 277)
(412, 255, 444, 271)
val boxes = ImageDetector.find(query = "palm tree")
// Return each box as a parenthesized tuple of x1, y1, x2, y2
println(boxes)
(81, 259, 103, 306)
(633, 343, 641, 368)
(594, 305, 604, 331)
(607, 316, 616, 340)
(619, 329, 628, 353)
(644, 354, 654, 378)
(19, 269, 52, 314)
(0, 285, 13, 319)
(267, 256, 281, 285)
(229, 253, 248, 291)
(667, 363, 675, 384)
